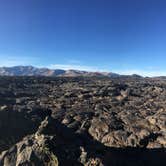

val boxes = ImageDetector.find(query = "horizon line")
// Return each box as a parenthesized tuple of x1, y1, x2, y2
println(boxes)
(1, 65, 166, 77)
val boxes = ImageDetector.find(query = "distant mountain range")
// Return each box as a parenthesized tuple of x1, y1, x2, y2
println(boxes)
(0, 66, 142, 78)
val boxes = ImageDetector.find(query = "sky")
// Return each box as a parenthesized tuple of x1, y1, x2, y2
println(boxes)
(0, 0, 166, 76)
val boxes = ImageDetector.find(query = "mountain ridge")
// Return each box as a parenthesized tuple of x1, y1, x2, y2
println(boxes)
(0, 66, 142, 78)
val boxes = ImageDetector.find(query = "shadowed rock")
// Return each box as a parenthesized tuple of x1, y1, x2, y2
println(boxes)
(0, 76, 165, 165)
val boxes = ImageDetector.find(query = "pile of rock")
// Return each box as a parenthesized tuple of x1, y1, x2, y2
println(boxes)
(0, 76, 165, 165)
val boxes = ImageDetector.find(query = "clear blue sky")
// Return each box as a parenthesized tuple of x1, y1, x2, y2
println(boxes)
(0, 0, 166, 76)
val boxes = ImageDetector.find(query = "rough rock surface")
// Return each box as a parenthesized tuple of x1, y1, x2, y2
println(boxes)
(0, 76, 165, 166)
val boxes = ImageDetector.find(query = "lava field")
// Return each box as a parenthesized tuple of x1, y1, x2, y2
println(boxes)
(0, 76, 165, 166)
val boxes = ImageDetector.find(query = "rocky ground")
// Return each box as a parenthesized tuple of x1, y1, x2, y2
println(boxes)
(0, 76, 165, 166)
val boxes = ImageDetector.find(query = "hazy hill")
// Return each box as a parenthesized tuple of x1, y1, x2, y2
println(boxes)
(0, 66, 121, 77)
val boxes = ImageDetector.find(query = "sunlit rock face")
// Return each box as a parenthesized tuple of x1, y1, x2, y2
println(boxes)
(0, 76, 165, 166)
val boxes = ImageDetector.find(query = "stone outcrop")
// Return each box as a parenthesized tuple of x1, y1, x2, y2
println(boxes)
(0, 76, 165, 166)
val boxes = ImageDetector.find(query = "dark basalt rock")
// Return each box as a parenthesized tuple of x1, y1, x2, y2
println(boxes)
(0, 76, 165, 166)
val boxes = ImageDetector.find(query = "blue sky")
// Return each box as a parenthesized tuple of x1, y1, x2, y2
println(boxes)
(0, 0, 166, 76)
